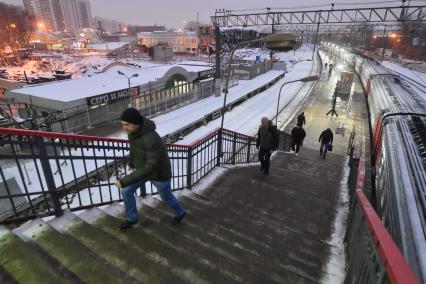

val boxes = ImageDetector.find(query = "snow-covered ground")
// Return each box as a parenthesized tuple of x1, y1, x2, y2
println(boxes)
(2, 54, 113, 80)
(177, 58, 316, 144)
(234, 44, 314, 62)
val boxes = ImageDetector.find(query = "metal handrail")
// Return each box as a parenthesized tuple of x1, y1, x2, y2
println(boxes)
(346, 134, 420, 284)
(0, 126, 257, 223)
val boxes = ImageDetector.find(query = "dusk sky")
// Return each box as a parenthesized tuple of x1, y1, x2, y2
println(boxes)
(1, 0, 422, 28)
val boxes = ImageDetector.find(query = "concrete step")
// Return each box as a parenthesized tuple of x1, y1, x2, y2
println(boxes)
(180, 193, 330, 250)
(138, 197, 319, 283)
(78, 206, 235, 284)
(103, 200, 283, 284)
(13, 218, 133, 284)
(48, 210, 185, 284)
(177, 195, 334, 278)
(0, 225, 70, 284)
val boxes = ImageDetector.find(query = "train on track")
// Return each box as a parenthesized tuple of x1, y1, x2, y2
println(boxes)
(349, 50, 426, 283)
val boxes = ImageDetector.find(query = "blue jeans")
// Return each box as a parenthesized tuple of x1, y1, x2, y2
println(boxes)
(121, 179, 185, 222)
(320, 141, 330, 157)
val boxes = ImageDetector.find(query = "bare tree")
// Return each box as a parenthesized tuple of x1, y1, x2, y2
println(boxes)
(0, 3, 34, 66)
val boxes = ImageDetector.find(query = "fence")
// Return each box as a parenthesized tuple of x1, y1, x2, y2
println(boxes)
(344, 132, 420, 284)
(0, 127, 257, 223)
(3, 76, 240, 134)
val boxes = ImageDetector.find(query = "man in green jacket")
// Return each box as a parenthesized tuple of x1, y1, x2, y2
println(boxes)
(115, 108, 185, 230)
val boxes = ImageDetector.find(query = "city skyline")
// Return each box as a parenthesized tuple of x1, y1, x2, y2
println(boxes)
(0, 0, 407, 29)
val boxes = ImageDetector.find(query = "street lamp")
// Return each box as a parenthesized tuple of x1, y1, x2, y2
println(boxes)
(117, 70, 139, 107)
(275, 75, 319, 126)
(220, 32, 296, 129)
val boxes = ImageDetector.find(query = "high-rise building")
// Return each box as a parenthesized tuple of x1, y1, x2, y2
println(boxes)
(78, 0, 93, 29)
(23, 0, 56, 31)
(50, 0, 65, 31)
(23, 0, 93, 34)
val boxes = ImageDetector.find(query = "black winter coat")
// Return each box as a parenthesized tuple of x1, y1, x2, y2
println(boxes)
(319, 129, 334, 144)
(291, 127, 306, 143)
(257, 121, 279, 150)
(297, 114, 306, 125)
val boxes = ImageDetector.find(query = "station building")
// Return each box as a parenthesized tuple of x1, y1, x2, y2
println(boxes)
(6, 61, 215, 132)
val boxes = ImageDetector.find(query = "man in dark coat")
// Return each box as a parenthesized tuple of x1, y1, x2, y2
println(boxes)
(256, 117, 279, 176)
(319, 128, 334, 159)
(115, 108, 185, 230)
(291, 123, 306, 155)
(297, 112, 306, 126)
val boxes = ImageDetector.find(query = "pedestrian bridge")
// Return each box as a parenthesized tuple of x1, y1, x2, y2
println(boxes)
(0, 129, 417, 283)
(0, 52, 420, 283)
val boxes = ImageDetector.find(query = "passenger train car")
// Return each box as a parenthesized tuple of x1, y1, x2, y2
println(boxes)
(349, 51, 426, 283)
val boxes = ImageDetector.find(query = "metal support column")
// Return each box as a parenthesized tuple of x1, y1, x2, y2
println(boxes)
(215, 26, 221, 79)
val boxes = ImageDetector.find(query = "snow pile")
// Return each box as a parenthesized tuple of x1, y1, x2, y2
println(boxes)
(234, 48, 271, 61)
(234, 44, 314, 65)
(3, 54, 113, 81)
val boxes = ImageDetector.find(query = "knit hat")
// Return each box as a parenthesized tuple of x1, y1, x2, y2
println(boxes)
(120, 108, 144, 125)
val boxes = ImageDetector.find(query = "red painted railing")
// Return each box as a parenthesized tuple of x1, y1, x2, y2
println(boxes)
(0, 126, 258, 223)
(353, 158, 420, 284)
(0, 127, 254, 149)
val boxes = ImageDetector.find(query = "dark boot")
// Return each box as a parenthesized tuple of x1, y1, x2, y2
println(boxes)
(171, 212, 186, 226)
(260, 164, 265, 171)
(119, 220, 137, 231)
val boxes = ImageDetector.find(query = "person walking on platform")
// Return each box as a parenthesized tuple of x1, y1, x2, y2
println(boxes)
(297, 112, 306, 126)
(115, 108, 186, 230)
(291, 123, 306, 156)
(256, 117, 279, 176)
(319, 128, 334, 159)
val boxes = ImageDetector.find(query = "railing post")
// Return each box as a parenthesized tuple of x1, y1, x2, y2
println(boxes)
(246, 139, 251, 163)
(231, 132, 237, 164)
(216, 129, 222, 166)
(36, 136, 63, 217)
(139, 183, 147, 198)
(186, 148, 193, 189)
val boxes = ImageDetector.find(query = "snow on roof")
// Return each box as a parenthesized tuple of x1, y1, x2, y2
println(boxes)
(220, 26, 272, 34)
(10, 62, 213, 102)
(88, 42, 130, 50)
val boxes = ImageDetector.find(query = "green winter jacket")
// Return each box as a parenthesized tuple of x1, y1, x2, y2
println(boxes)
(119, 117, 171, 187)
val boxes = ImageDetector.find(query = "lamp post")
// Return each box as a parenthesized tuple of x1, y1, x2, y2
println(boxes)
(117, 70, 139, 108)
(275, 75, 319, 126)
(220, 32, 296, 129)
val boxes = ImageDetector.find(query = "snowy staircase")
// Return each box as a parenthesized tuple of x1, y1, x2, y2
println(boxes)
(0, 149, 345, 284)
(0, 197, 319, 283)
